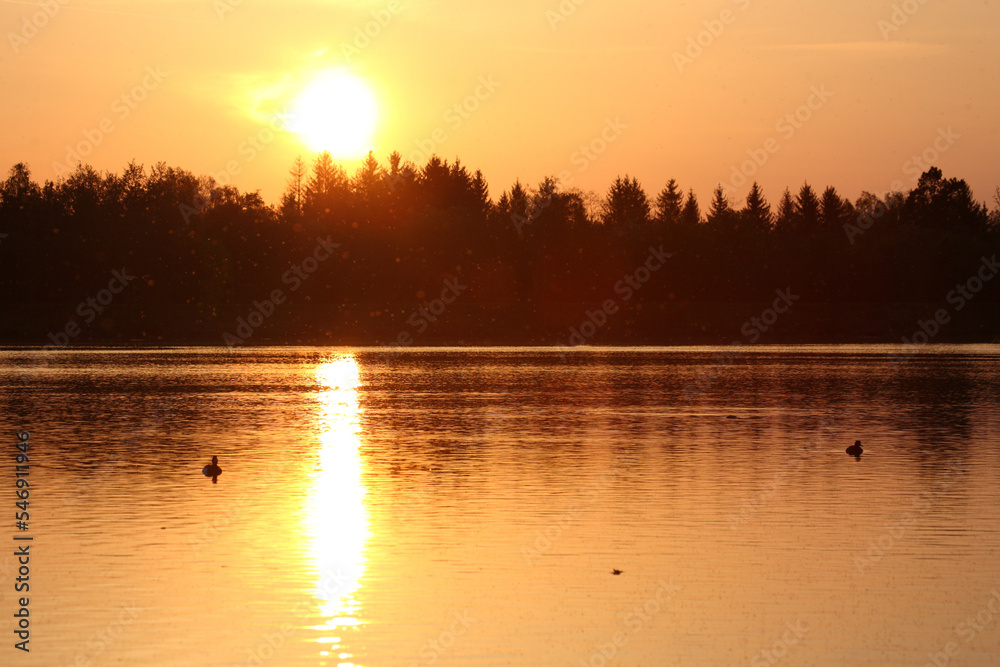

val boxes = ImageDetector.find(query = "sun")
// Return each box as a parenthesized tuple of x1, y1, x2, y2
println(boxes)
(288, 69, 378, 158)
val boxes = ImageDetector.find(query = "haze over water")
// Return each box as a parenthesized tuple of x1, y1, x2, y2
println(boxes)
(2, 346, 999, 666)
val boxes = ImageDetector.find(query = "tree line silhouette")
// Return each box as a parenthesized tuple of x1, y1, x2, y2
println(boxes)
(2, 152, 998, 346)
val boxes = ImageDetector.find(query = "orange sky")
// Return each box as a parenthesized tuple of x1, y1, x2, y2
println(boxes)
(2, 0, 998, 207)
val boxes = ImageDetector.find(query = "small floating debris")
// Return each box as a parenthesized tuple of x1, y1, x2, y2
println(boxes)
(612, 569, 623, 575)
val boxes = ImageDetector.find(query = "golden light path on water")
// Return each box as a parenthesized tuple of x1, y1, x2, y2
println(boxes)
(308, 355, 368, 666)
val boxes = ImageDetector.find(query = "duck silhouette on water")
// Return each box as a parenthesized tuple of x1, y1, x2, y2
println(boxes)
(203, 456, 223, 483)
(846, 440, 864, 459)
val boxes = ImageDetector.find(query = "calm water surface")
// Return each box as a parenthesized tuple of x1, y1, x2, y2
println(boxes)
(1, 346, 999, 666)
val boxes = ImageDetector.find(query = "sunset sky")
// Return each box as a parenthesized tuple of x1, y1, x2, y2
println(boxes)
(3, 0, 998, 207)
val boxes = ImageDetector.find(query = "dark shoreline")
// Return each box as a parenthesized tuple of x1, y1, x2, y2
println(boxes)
(3, 162, 998, 352)
(3, 300, 998, 349)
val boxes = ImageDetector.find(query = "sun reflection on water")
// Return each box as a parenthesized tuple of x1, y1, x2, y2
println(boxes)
(309, 355, 368, 666)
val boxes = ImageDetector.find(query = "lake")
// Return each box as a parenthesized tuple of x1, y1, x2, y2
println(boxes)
(2, 346, 999, 666)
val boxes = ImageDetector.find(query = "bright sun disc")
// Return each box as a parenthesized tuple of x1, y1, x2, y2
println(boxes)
(289, 70, 378, 158)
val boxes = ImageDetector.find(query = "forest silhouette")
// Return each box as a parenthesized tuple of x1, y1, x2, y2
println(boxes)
(1, 152, 998, 347)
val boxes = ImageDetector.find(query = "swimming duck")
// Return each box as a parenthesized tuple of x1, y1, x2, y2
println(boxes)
(203, 456, 223, 477)
(612, 569, 623, 575)
(845, 441, 863, 457)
